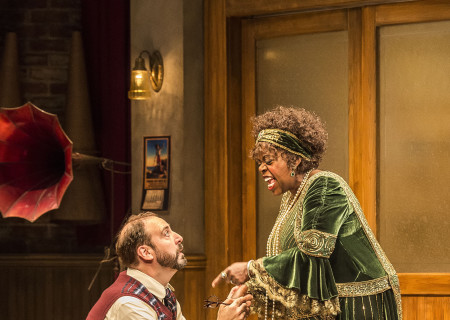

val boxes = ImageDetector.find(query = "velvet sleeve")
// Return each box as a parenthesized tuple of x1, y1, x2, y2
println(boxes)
(247, 255, 340, 318)
(245, 176, 348, 317)
(299, 175, 351, 237)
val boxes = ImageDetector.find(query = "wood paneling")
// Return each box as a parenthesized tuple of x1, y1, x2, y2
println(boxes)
(0, 254, 206, 320)
(171, 255, 207, 320)
(399, 273, 450, 295)
(402, 296, 450, 320)
(0, 255, 115, 320)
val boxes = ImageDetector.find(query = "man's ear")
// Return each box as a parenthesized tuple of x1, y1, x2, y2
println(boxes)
(137, 245, 154, 262)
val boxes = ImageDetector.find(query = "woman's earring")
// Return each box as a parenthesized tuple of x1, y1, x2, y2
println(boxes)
(290, 169, 295, 177)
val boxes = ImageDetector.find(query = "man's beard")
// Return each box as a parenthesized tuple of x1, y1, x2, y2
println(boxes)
(155, 244, 187, 270)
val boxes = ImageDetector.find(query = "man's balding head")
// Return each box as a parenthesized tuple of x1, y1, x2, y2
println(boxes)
(115, 212, 158, 268)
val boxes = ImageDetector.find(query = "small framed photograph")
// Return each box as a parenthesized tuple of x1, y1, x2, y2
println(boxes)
(141, 136, 170, 211)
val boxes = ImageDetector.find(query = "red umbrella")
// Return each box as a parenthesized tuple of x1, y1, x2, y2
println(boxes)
(0, 102, 73, 222)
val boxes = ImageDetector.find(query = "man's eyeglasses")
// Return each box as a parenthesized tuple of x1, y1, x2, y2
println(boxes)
(203, 295, 231, 308)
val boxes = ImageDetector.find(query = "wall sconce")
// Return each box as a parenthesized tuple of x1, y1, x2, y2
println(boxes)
(128, 50, 164, 100)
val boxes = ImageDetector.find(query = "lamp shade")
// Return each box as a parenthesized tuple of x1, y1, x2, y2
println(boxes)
(128, 69, 152, 100)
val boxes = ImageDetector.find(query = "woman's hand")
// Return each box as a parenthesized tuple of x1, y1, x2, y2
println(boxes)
(217, 285, 252, 320)
(212, 262, 249, 288)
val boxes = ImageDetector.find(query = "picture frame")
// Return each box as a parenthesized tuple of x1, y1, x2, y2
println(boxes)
(141, 136, 170, 211)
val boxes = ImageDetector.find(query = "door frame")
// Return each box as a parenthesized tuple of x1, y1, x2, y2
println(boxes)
(204, 1, 450, 318)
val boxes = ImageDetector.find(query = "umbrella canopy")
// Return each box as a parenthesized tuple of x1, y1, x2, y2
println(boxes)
(0, 102, 73, 222)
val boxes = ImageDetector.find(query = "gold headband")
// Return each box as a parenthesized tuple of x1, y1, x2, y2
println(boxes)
(256, 129, 312, 160)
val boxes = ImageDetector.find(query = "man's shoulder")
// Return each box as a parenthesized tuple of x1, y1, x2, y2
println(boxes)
(86, 272, 154, 320)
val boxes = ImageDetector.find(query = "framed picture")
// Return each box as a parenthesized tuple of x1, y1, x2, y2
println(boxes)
(141, 136, 170, 211)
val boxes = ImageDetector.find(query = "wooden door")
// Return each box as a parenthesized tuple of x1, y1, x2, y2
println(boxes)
(204, 1, 450, 319)
(241, 9, 351, 261)
(373, 2, 450, 317)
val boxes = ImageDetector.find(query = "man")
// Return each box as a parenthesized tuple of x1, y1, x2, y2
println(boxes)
(87, 212, 251, 320)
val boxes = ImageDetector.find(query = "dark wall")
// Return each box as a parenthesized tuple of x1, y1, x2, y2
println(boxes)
(0, 0, 81, 115)
(0, 0, 131, 254)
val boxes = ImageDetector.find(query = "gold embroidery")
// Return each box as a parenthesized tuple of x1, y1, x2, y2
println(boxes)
(246, 259, 340, 319)
(256, 128, 312, 160)
(295, 229, 337, 258)
(298, 172, 403, 319)
(336, 276, 391, 297)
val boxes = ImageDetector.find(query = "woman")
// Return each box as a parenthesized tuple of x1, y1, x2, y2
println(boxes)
(212, 107, 402, 319)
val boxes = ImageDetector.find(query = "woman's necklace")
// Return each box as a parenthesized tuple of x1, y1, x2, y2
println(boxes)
(266, 169, 312, 257)
(264, 169, 313, 320)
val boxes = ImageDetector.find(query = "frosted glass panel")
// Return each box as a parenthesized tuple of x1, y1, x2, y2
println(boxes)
(256, 31, 348, 257)
(379, 21, 450, 272)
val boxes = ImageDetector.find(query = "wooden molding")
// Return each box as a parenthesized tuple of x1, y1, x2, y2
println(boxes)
(376, 0, 450, 25)
(348, 7, 378, 233)
(399, 273, 450, 295)
(226, 0, 414, 17)
(241, 10, 347, 39)
(204, 1, 232, 317)
(241, 19, 258, 261)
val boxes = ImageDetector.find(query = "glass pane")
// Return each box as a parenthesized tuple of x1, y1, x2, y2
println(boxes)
(256, 31, 349, 257)
(379, 21, 450, 272)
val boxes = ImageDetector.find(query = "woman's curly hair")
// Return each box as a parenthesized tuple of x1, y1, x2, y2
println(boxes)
(251, 106, 328, 173)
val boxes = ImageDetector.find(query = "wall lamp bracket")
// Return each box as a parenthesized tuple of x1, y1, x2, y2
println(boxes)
(128, 50, 164, 100)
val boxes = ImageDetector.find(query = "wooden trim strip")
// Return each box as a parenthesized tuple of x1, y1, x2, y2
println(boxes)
(244, 10, 348, 40)
(241, 19, 258, 261)
(204, 0, 231, 313)
(360, 7, 377, 233)
(376, 0, 450, 26)
(348, 7, 377, 232)
(347, 8, 363, 222)
(226, 0, 414, 18)
(399, 273, 450, 295)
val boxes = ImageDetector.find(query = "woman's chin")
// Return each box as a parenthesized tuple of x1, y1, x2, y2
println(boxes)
(270, 188, 282, 196)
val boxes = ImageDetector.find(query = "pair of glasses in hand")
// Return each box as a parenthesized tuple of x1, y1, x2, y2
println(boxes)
(204, 295, 231, 308)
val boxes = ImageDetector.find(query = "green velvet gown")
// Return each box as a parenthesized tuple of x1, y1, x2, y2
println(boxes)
(246, 171, 402, 320)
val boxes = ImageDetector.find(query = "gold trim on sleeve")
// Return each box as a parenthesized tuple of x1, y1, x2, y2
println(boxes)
(295, 229, 337, 258)
(246, 259, 340, 319)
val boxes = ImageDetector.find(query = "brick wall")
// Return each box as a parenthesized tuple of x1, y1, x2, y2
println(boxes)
(0, 0, 81, 120)
(0, 0, 97, 254)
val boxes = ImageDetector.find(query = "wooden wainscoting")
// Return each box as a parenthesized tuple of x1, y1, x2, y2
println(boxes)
(170, 254, 207, 320)
(399, 273, 450, 320)
(0, 254, 116, 320)
(0, 254, 206, 320)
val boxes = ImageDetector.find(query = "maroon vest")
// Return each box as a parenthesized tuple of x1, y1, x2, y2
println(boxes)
(86, 271, 176, 320)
